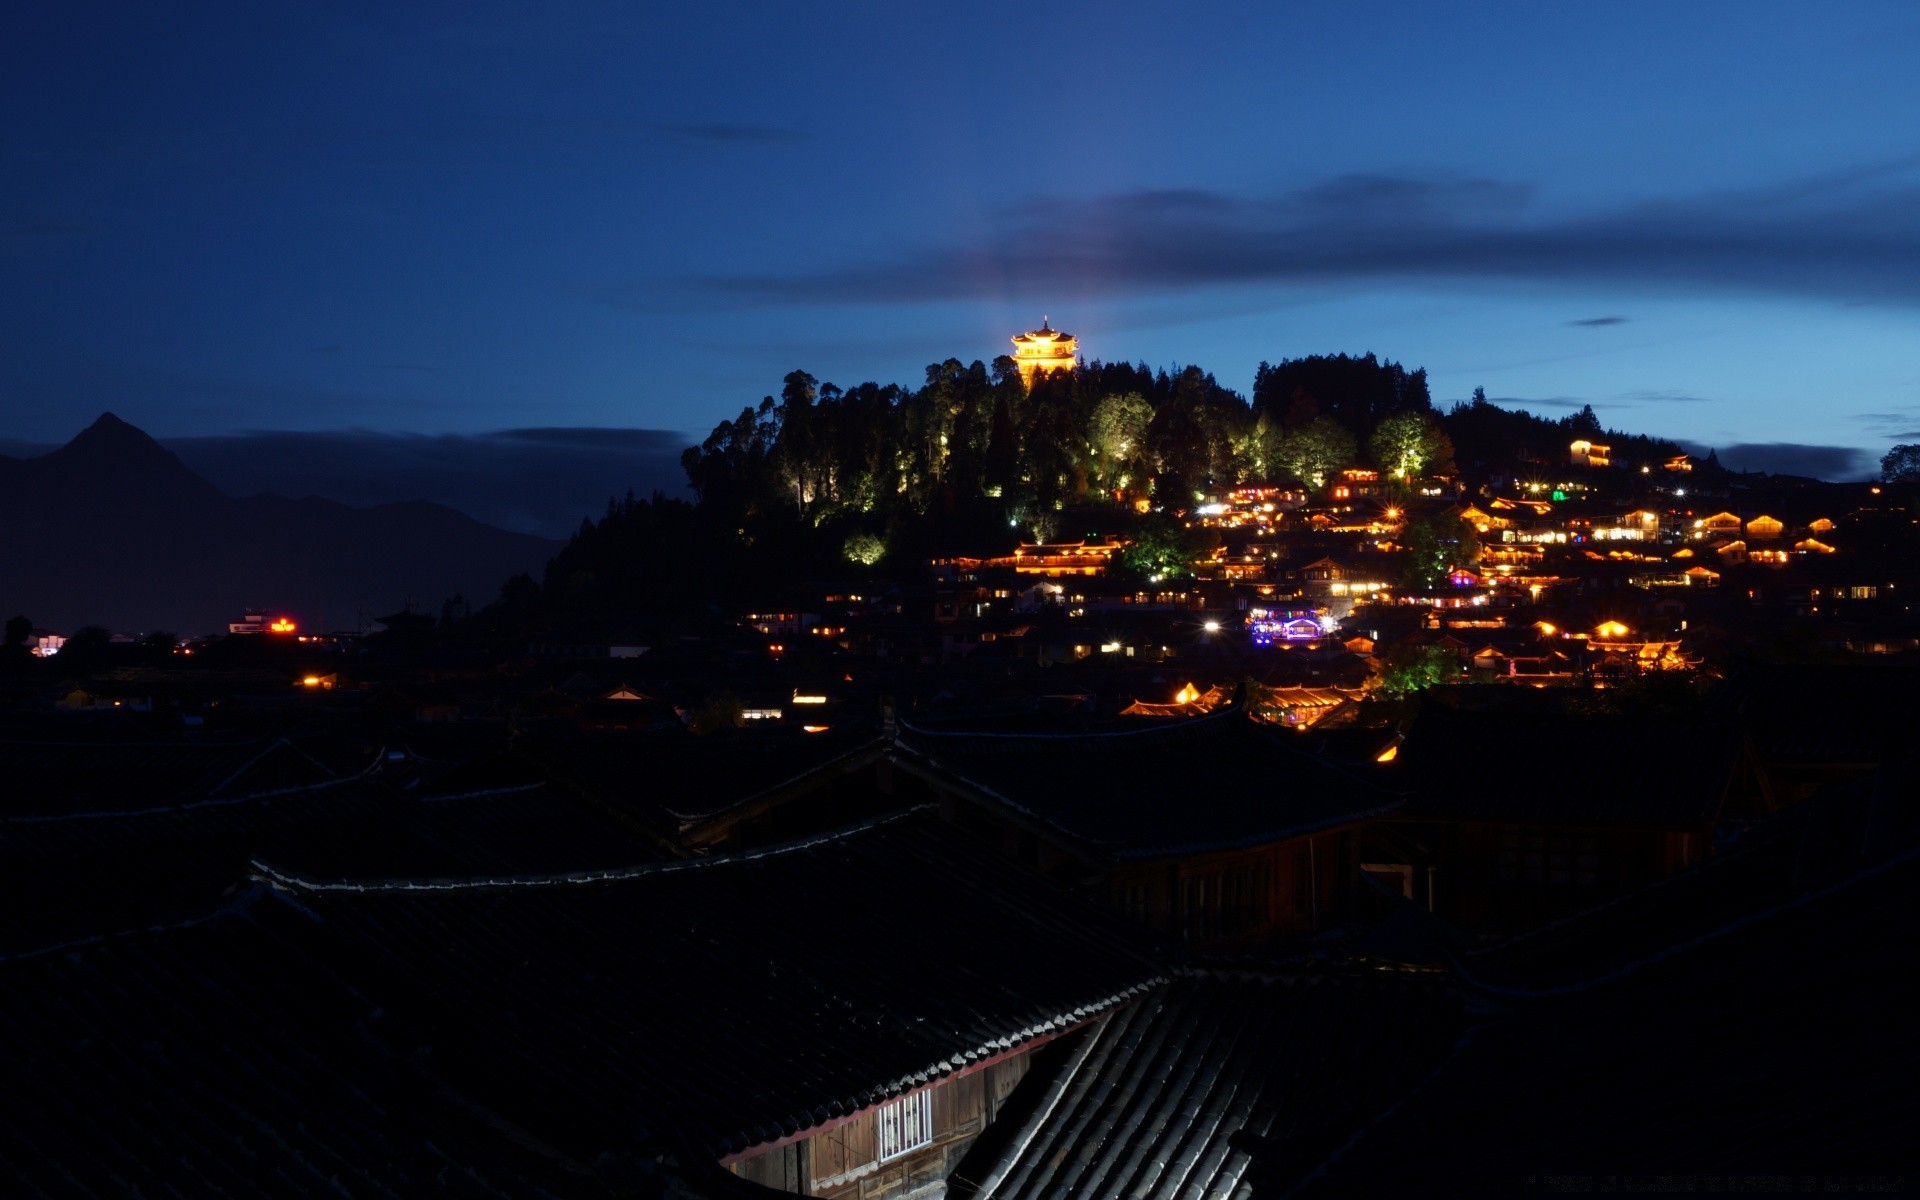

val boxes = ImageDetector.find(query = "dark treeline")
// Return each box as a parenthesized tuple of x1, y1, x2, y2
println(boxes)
(683, 352, 1439, 526)
(1445, 387, 1684, 475)
(484, 353, 1682, 629)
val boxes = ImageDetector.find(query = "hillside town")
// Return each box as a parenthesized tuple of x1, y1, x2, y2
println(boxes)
(4, 334, 1918, 1197)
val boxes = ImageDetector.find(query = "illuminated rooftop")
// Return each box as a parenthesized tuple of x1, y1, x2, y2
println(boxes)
(1011, 317, 1077, 382)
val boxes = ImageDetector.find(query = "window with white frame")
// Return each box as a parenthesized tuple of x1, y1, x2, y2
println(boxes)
(875, 1091, 933, 1162)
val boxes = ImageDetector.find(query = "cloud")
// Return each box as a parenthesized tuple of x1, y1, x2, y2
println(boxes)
(484, 427, 686, 449)
(1619, 389, 1713, 404)
(1569, 316, 1628, 327)
(1854, 409, 1920, 440)
(1707, 442, 1877, 480)
(162, 428, 694, 539)
(1486, 395, 1590, 410)
(686, 160, 1920, 308)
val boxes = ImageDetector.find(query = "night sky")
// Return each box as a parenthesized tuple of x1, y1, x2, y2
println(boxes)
(7, 1, 1918, 530)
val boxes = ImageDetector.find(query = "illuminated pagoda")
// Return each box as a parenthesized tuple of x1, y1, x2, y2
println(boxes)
(1010, 317, 1077, 383)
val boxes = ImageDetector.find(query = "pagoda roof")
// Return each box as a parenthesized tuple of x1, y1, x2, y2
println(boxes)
(1014, 322, 1073, 341)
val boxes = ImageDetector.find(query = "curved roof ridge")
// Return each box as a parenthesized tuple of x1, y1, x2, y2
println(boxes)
(659, 733, 889, 823)
(251, 804, 933, 893)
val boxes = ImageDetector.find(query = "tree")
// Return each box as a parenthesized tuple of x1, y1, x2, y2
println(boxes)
(1090, 392, 1153, 493)
(1273, 417, 1357, 488)
(1374, 643, 1456, 698)
(1116, 514, 1212, 580)
(1145, 398, 1209, 489)
(0, 614, 31, 673)
(1565, 404, 1604, 438)
(1252, 353, 1432, 438)
(1396, 513, 1477, 590)
(1369, 411, 1455, 480)
(1881, 444, 1920, 484)
(982, 392, 1022, 497)
(689, 694, 744, 735)
(1397, 517, 1451, 591)
(842, 531, 886, 567)
(57, 625, 113, 672)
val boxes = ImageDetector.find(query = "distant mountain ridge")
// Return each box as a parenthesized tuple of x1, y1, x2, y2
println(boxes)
(0, 413, 560, 634)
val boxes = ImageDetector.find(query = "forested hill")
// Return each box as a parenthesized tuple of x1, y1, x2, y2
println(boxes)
(488, 353, 1686, 633)
(678, 351, 1681, 528)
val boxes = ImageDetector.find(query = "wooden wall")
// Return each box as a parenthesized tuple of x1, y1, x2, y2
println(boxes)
(732, 1046, 1037, 1199)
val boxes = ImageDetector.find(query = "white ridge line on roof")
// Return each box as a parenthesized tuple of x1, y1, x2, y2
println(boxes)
(250, 804, 934, 892)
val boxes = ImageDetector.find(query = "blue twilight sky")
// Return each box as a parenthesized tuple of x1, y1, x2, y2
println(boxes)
(5, 0, 1919, 520)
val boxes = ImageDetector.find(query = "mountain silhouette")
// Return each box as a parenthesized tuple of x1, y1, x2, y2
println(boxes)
(0, 414, 560, 634)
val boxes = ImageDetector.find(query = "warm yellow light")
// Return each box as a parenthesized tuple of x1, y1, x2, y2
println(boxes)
(802, 725, 830, 734)
(791, 693, 828, 705)
(269, 618, 297, 634)
(1538, 622, 1556, 636)
(1010, 318, 1078, 383)
(1595, 620, 1630, 638)
(1375, 744, 1399, 763)
(1384, 507, 1400, 519)
(1174, 683, 1201, 705)
(302, 675, 322, 687)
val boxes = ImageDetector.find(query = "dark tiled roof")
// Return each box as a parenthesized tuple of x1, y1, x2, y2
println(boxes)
(1288, 843, 1920, 1194)
(893, 710, 1400, 859)
(0, 734, 345, 817)
(961, 970, 1460, 1200)
(1462, 761, 1918, 991)
(1721, 660, 1920, 767)
(1393, 703, 1744, 826)
(256, 811, 1165, 1159)
(0, 769, 663, 953)
(518, 721, 888, 828)
(0, 901, 605, 1198)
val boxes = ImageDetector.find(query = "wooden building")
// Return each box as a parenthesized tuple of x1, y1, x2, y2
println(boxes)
(1009, 318, 1077, 383)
